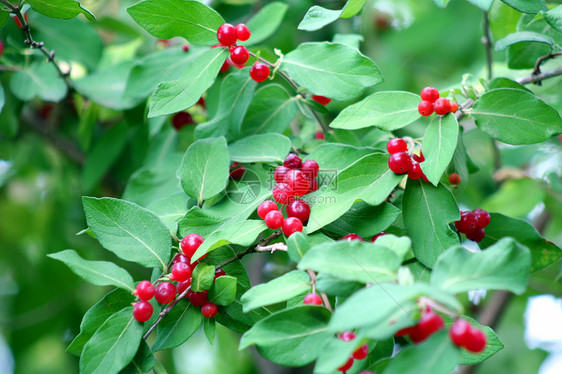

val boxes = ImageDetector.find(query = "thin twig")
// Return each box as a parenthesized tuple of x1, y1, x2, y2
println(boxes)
(143, 285, 191, 340)
(532, 51, 562, 75)
(306, 269, 333, 312)
(517, 66, 562, 85)
(482, 11, 493, 80)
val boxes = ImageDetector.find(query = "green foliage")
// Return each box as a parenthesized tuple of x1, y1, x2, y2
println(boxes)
(420, 115, 459, 185)
(27, 0, 95, 21)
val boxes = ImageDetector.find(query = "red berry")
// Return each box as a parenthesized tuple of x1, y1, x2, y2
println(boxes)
(230, 162, 245, 179)
(282, 217, 303, 237)
(303, 293, 322, 305)
(188, 290, 208, 306)
(353, 344, 369, 360)
(134, 281, 155, 301)
(413, 151, 425, 162)
(220, 60, 230, 73)
(451, 102, 459, 113)
(409, 309, 444, 343)
(283, 169, 310, 196)
(217, 24, 237, 46)
(306, 178, 319, 194)
(418, 100, 434, 116)
(235, 24, 251, 41)
(155, 282, 177, 304)
(250, 62, 270, 82)
(371, 232, 387, 242)
(448, 173, 461, 185)
(312, 95, 332, 106)
(466, 227, 485, 242)
(265, 210, 284, 229)
(420, 87, 440, 103)
(173, 253, 190, 264)
(272, 183, 294, 205)
(387, 138, 408, 154)
(301, 160, 320, 178)
(473, 209, 491, 228)
(257, 200, 278, 219)
(449, 319, 472, 347)
(315, 132, 325, 140)
(230, 46, 249, 65)
(465, 328, 487, 353)
(201, 302, 219, 318)
(170, 262, 192, 282)
(434, 98, 452, 115)
(338, 358, 354, 372)
(133, 301, 153, 322)
(182, 44, 189, 52)
(341, 233, 363, 241)
(339, 331, 356, 342)
(172, 112, 194, 130)
(286, 199, 311, 223)
(388, 152, 413, 174)
(177, 279, 191, 295)
(284, 153, 303, 169)
(181, 233, 205, 259)
(408, 161, 423, 180)
(0, 40, 4, 58)
(394, 326, 416, 337)
(214, 269, 226, 279)
(274, 165, 291, 183)
(455, 211, 478, 234)
(197, 97, 206, 108)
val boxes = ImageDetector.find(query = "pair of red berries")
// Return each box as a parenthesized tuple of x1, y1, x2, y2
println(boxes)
(417, 87, 458, 116)
(395, 307, 444, 344)
(340, 232, 387, 243)
(312, 95, 332, 106)
(229, 162, 245, 180)
(217, 23, 251, 47)
(257, 199, 307, 237)
(337, 331, 369, 372)
(273, 153, 320, 203)
(387, 138, 428, 181)
(454, 209, 490, 242)
(449, 319, 487, 353)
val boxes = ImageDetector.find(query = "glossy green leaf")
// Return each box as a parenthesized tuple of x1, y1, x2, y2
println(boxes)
(122, 340, 155, 374)
(27, 0, 94, 21)
(495, 31, 557, 50)
(149, 47, 228, 117)
(242, 2, 288, 46)
(10, 62, 67, 102)
(480, 213, 562, 272)
(229, 134, 291, 163)
(191, 263, 216, 292)
(209, 275, 237, 306)
(313, 335, 361, 373)
(127, 0, 224, 45)
(472, 89, 562, 145)
(308, 154, 403, 233)
(48, 250, 135, 291)
(341, 0, 368, 18)
(82, 197, 172, 269)
(304, 143, 374, 173)
(324, 202, 400, 239)
(500, 0, 547, 14)
(287, 232, 310, 263)
(329, 91, 421, 131)
(177, 137, 230, 205)
(240, 306, 332, 366)
(281, 42, 383, 101)
(315, 274, 362, 297)
(203, 318, 216, 344)
(545, 5, 562, 33)
(241, 271, 311, 312)
(80, 307, 143, 374)
(402, 180, 460, 268)
(421, 115, 459, 186)
(146, 193, 191, 234)
(152, 299, 203, 351)
(298, 6, 342, 32)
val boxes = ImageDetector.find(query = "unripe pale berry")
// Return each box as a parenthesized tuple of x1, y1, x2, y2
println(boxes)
(257, 200, 278, 219)
(434, 97, 452, 115)
(235, 24, 251, 41)
(155, 282, 177, 304)
(418, 100, 434, 116)
(420, 87, 440, 103)
(133, 301, 153, 322)
(201, 302, 219, 318)
(282, 217, 303, 237)
(387, 138, 408, 154)
(388, 152, 413, 174)
(250, 62, 270, 82)
(286, 199, 311, 223)
(217, 24, 237, 46)
(134, 280, 155, 301)
(303, 293, 322, 305)
(265, 210, 284, 229)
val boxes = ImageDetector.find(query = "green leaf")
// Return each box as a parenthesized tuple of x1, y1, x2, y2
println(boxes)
(488, 77, 531, 92)
(229, 134, 291, 163)
(298, 6, 342, 32)
(308, 154, 403, 233)
(203, 318, 216, 344)
(329, 91, 421, 131)
(432, 0, 451, 8)
(0, 85, 4, 114)
(545, 5, 562, 33)
(48, 250, 135, 291)
(152, 299, 203, 351)
(313, 334, 362, 373)
(27, 0, 95, 21)
(315, 274, 362, 297)
(10, 62, 67, 102)
(121, 340, 155, 374)
(304, 143, 374, 173)
(495, 31, 557, 51)
(402, 180, 460, 268)
(465, 0, 493, 11)
(341, 0, 368, 18)
(242, 2, 288, 46)
(324, 202, 401, 238)
(240, 306, 332, 366)
(500, 0, 548, 14)
(420, 115, 459, 186)
(148, 47, 228, 117)
(383, 331, 459, 374)
(287, 232, 310, 263)
(281, 42, 383, 101)
(191, 263, 216, 292)
(332, 33, 364, 49)
(297, 241, 401, 284)
(480, 213, 562, 272)
(241, 271, 311, 312)
(67, 289, 134, 356)
(431, 238, 531, 294)
(80, 307, 143, 374)
(147, 193, 191, 234)
(240, 85, 298, 137)
(82, 197, 172, 269)
(127, 0, 224, 45)
(209, 275, 237, 306)
(177, 137, 230, 205)
(472, 89, 562, 145)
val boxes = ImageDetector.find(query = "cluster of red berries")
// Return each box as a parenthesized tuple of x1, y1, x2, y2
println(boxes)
(417, 87, 458, 117)
(340, 232, 387, 242)
(454, 209, 490, 242)
(257, 198, 310, 238)
(386, 138, 428, 180)
(132, 233, 224, 322)
(336, 331, 369, 372)
(273, 153, 320, 202)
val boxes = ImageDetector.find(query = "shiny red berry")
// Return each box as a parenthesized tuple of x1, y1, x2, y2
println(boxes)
(418, 100, 434, 116)
(134, 281, 155, 301)
(371, 232, 387, 242)
(388, 152, 413, 174)
(217, 24, 237, 46)
(420, 87, 440, 103)
(455, 211, 478, 234)
(338, 357, 354, 372)
(473, 209, 491, 228)
(235, 24, 251, 41)
(155, 282, 177, 304)
(229, 162, 245, 179)
(177, 279, 191, 295)
(173, 253, 190, 264)
(301, 160, 320, 178)
(172, 112, 194, 130)
(341, 233, 363, 241)
(214, 269, 226, 279)
(283, 170, 310, 196)
(315, 132, 325, 140)
(303, 293, 322, 305)
(181, 233, 206, 260)
(306, 177, 319, 194)
(133, 301, 153, 322)
(250, 62, 270, 82)
(465, 328, 487, 353)
(408, 161, 423, 180)
(312, 95, 332, 106)
(201, 302, 219, 318)
(257, 200, 278, 219)
(413, 151, 425, 162)
(409, 309, 444, 343)
(182, 44, 189, 52)
(188, 290, 208, 306)
(451, 102, 459, 113)
(286, 199, 311, 223)
(353, 344, 369, 360)
(284, 153, 302, 169)
(265, 210, 284, 229)
(282, 217, 303, 237)
(170, 262, 192, 282)
(449, 319, 472, 347)
(434, 98, 452, 115)
(0, 41, 4, 58)
(274, 165, 291, 183)
(448, 173, 461, 185)
(272, 183, 294, 205)
(220, 60, 230, 73)
(339, 331, 356, 341)
(466, 227, 485, 242)
(387, 138, 408, 154)
(230, 46, 249, 65)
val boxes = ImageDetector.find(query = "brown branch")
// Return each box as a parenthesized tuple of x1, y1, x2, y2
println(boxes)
(532, 51, 562, 75)
(143, 285, 191, 340)
(516, 66, 562, 85)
